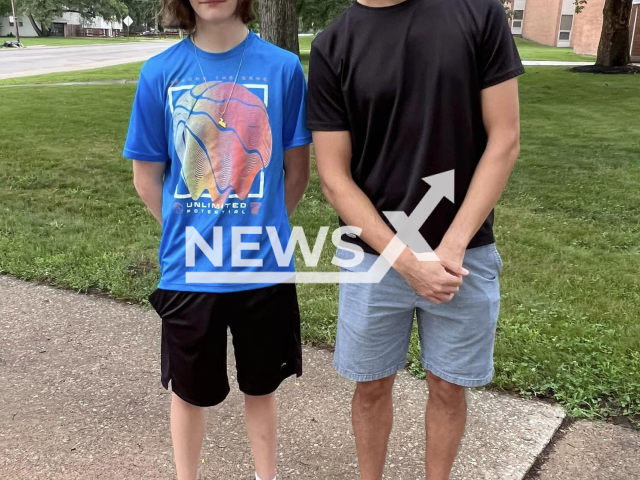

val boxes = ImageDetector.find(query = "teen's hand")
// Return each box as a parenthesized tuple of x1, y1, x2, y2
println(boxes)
(435, 242, 468, 279)
(395, 248, 468, 304)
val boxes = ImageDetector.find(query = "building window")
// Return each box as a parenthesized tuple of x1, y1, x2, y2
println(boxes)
(558, 14, 573, 43)
(513, 10, 524, 29)
(560, 15, 573, 31)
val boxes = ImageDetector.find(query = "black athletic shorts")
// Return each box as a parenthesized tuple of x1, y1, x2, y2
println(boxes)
(148, 283, 302, 407)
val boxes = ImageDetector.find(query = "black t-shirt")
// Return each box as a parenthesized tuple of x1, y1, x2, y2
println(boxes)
(307, 0, 524, 254)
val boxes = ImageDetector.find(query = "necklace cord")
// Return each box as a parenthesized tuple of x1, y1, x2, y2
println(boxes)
(191, 29, 250, 120)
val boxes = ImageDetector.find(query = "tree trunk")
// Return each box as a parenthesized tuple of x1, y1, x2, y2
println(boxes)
(258, 0, 300, 56)
(595, 0, 633, 66)
(26, 14, 44, 36)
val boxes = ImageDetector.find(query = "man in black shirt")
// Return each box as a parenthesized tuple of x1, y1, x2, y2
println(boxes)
(307, 0, 524, 478)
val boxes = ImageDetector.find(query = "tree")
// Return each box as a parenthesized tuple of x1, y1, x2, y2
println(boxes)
(18, 0, 62, 36)
(122, 0, 162, 32)
(297, 0, 350, 32)
(595, 0, 633, 66)
(17, 0, 128, 36)
(0, 0, 11, 36)
(258, 0, 300, 54)
(575, 0, 634, 67)
(0, 0, 11, 16)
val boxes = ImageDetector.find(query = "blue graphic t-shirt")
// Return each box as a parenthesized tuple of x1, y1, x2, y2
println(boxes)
(123, 32, 312, 293)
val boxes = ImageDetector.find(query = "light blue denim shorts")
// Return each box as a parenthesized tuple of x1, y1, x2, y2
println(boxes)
(334, 243, 502, 387)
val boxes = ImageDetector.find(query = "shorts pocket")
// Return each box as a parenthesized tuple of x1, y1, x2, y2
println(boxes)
(493, 245, 504, 275)
(468, 245, 502, 282)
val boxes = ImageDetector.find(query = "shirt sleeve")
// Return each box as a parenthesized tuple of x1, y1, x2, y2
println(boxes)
(123, 64, 169, 162)
(283, 60, 313, 151)
(478, 0, 525, 89)
(306, 43, 350, 132)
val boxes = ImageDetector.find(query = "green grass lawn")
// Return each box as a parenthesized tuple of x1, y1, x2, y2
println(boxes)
(0, 62, 145, 86)
(515, 37, 594, 62)
(1, 67, 638, 421)
(7, 36, 176, 47)
(299, 35, 314, 51)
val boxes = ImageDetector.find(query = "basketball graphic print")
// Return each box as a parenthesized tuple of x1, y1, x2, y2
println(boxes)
(173, 82, 273, 204)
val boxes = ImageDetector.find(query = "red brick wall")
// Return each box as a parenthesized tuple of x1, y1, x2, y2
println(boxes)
(572, 0, 605, 56)
(631, 5, 640, 58)
(522, 0, 563, 46)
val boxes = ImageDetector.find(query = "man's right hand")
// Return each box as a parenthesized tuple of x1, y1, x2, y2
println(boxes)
(394, 248, 467, 304)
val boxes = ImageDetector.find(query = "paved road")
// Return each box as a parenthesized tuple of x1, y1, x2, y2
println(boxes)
(0, 41, 176, 79)
(0, 276, 565, 479)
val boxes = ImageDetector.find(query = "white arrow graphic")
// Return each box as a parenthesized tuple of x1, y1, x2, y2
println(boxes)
(382, 170, 455, 254)
(339, 169, 455, 285)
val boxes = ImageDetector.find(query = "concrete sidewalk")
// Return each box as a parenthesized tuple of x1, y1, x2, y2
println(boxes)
(0, 276, 565, 479)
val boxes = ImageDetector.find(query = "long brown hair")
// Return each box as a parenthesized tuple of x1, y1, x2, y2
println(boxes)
(162, 0, 256, 30)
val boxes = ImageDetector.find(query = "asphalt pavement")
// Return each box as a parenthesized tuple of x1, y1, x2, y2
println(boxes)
(0, 41, 176, 79)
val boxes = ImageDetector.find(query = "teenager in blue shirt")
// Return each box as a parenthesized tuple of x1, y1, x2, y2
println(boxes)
(123, 1, 311, 479)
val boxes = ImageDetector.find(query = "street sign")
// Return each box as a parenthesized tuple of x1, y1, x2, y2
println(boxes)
(9, 15, 14, 23)
(123, 15, 133, 41)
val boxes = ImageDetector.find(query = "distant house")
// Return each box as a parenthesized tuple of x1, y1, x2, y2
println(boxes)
(509, 0, 640, 61)
(0, 12, 123, 38)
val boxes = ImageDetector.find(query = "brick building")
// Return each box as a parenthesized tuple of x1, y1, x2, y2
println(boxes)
(510, 0, 640, 61)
